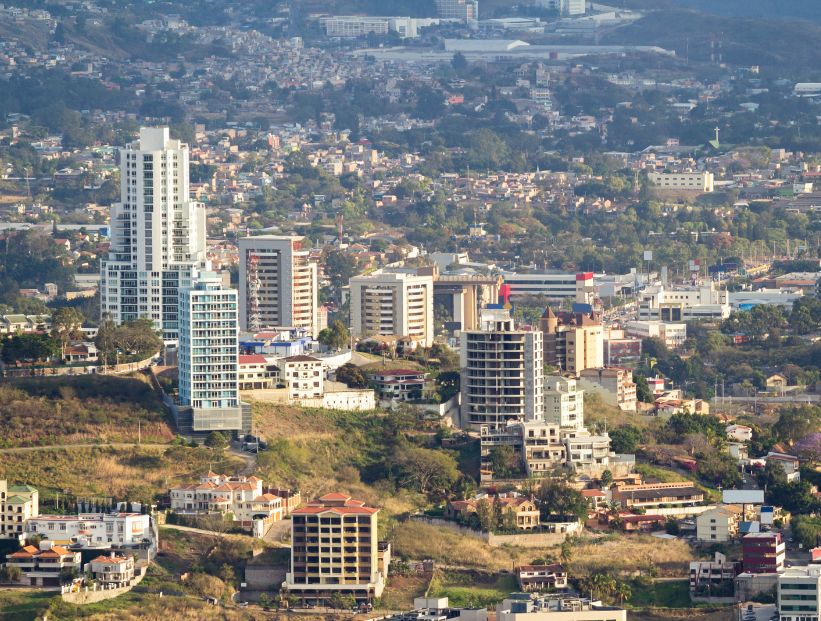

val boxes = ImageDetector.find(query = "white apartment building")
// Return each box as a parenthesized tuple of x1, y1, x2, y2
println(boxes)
(0, 481, 39, 541)
(178, 272, 243, 433)
(436, 0, 478, 20)
(521, 420, 566, 477)
(460, 308, 544, 430)
(544, 375, 584, 430)
(100, 127, 207, 341)
(648, 170, 714, 193)
(778, 565, 821, 621)
(239, 235, 319, 337)
(625, 320, 687, 349)
(26, 513, 151, 547)
(350, 269, 434, 347)
(281, 355, 324, 400)
(638, 283, 731, 321)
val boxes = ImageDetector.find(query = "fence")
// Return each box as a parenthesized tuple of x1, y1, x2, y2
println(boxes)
(61, 566, 147, 605)
(2, 354, 158, 378)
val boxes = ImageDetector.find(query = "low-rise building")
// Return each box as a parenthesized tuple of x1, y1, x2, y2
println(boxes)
(370, 369, 427, 401)
(765, 452, 800, 482)
(624, 320, 687, 349)
(611, 482, 704, 510)
(6, 541, 82, 587)
(517, 564, 568, 592)
(25, 513, 151, 547)
(87, 553, 136, 586)
(743, 532, 786, 574)
(696, 506, 742, 542)
(648, 170, 714, 193)
(726, 424, 753, 442)
(281, 355, 324, 400)
(238, 354, 278, 390)
(497, 593, 626, 621)
(689, 552, 741, 597)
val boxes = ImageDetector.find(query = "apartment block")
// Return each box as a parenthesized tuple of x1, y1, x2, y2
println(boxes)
(0, 481, 39, 541)
(743, 532, 786, 574)
(282, 355, 324, 400)
(239, 235, 319, 337)
(541, 308, 603, 374)
(460, 308, 544, 430)
(178, 272, 245, 433)
(578, 367, 637, 412)
(544, 375, 584, 430)
(695, 506, 741, 542)
(285, 493, 387, 603)
(100, 127, 207, 341)
(778, 565, 821, 621)
(350, 269, 434, 347)
(26, 513, 151, 547)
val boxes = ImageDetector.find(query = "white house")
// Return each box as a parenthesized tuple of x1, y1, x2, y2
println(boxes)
(726, 424, 753, 442)
(25, 513, 151, 547)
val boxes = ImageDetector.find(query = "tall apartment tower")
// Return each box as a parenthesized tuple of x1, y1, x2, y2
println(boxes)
(460, 308, 544, 430)
(100, 127, 207, 341)
(178, 272, 247, 434)
(285, 493, 387, 603)
(349, 269, 434, 347)
(238, 235, 318, 337)
(436, 0, 479, 19)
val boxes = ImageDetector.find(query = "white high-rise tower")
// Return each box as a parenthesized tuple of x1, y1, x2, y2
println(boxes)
(100, 127, 207, 341)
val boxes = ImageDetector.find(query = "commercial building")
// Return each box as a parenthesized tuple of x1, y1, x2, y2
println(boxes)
(1, 481, 39, 541)
(496, 593, 626, 621)
(578, 368, 637, 412)
(647, 170, 714, 193)
(625, 320, 687, 349)
(100, 127, 207, 341)
(778, 565, 821, 621)
(435, 0, 479, 20)
(285, 493, 388, 603)
(26, 513, 152, 547)
(743, 532, 786, 574)
(544, 375, 584, 430)
(239, 235, 318, 337)
(350, 269, 434, 348)
(460, 308, 544, 430)
(178, 272, 246, 434)
(638, 283, 731, 321)
(501, 272, 586, 301)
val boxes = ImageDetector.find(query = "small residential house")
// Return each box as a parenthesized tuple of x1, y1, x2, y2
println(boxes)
(281, 355, 324, 400)
(726, 424, 753, 442)
(516, 564, 568, 592)
(764, 374, 788, 394)
(765, 452, 800, 482)
(87, 553, 136, 586)
(370, 369, 427, 401)
(444, 494, 541, 530)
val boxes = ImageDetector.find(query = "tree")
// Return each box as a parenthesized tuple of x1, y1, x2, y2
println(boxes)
(451, 52, 468, 73)
(323, 250, 358, 294)
(394, 444, 459, 497)
(205, 431, 229, 450)
(633, 374, 653, 403)
(1, 333, 60, 364)
(318, 319, 350, 351)
(609, 425, 642, 454)
(489, 445, 519, 479)
(538, 480, 589, 522)
(773, 406, 820, 445)
(697, 451, 741, 488)
(51, 307, 84, 357)
(559, 540, 573, 566)
(335, 363, 368, 388)
(600, 470, 613, 488)
(329, 592, 355, 611)
(0, 565, 22, 583)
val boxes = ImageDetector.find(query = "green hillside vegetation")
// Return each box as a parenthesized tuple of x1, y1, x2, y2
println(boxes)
(0, 445, 244, 504)
(0, 375, 174, 448)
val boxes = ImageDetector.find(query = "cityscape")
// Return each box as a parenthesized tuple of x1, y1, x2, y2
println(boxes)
(0, 0, 819, 620)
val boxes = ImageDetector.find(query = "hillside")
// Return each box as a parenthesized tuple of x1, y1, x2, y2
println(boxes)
(0, 375, 174, 448)
(603, 10, 821, 75)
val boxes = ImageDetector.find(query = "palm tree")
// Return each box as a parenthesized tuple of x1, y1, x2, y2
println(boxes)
(559, 540, 573, 567)
(614, 582, 632, 604)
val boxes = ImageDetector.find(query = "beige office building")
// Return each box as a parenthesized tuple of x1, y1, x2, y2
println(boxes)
(350, 270, 434, 347)
(239, 235, 318, 337)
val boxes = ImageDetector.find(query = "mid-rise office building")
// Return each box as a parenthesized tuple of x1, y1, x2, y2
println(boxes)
(460, 308, 544, 430)
(178, 272, 247, 433)
(100, 127, 207, 341)
(285, 493, 388, 603)
(239, 235, 319, 338)
(350, 269, 434, 347)
(778, 565, 821, 621)
(436, 0, 478, 20)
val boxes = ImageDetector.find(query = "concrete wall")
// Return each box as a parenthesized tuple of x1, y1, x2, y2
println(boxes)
(410, 516, 574, 547)
(61, 566, 147, 605)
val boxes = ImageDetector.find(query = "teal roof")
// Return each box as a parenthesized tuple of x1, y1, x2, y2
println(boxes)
(5, 495, 30, 504)
(8, 484, 37, 493)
